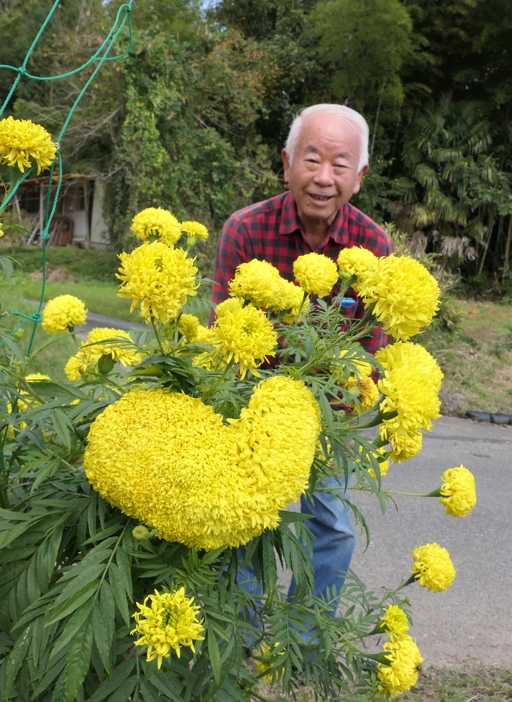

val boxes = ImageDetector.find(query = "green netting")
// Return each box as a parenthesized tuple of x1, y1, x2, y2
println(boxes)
(0, 0, 134, 353)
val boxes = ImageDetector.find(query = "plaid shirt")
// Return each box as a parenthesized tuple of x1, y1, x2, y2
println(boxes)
(212, 190, 393, 354)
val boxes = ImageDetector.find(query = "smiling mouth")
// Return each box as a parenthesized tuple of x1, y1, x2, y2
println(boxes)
(308, 193, 333, 202)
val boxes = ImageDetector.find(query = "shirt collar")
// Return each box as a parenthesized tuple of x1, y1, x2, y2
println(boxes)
(278, 191, 348, 245)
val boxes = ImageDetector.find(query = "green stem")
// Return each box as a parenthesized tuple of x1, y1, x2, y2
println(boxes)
(150, 319, 165, 355)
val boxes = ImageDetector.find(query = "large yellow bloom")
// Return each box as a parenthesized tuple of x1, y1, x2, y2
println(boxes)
(337, 246, 378, 279)
(439, 465, 477, 517)
(0, 116, 57, 174)
(117, 241, 198, 324)
(385, 429, 423, 463)
(377, 634, 423, 697)
(131, 207, 182, 247)
(84, 377, 321, 550)
(357, 255, 440, 340)
(378, 365, 441, 436)
(376, 341, 443, 393)
(228, 259, 285, 309)
(293, 252, 339, 297)
(410, 543, 456, 592)
(41, 295, 87, 334)
(64, 328, 142, 380)
(131, 588, 204, 669)
(212, 304, 277, 378)
(379, 605, 409, 636)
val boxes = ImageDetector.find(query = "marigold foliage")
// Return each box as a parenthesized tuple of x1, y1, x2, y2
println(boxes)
(356, 255, 440, 340)
(439, 465, 477, 517)
(337, 246, 378, 278)
(380, 605, 409, 636)
(377, 634, 423, 697)
(180, 220, 208, 241)
(0, 116, 56, 174)
(131, 587, 204, 669)
(229, 259, 285, 309)
(84, 376, 321, 549)
(41, 294, 87, 334)
(117, 241, 198, 324)
(212, 304, 277, 378)
(131, 207, 182, 247)
(410, 543, 456, 592)
(293, 252, 339, 297)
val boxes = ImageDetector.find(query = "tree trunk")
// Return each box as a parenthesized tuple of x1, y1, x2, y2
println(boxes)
(502, 215, 512, 283)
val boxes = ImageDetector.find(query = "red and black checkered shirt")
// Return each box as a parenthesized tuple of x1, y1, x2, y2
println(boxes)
(212, 191, 393, 354)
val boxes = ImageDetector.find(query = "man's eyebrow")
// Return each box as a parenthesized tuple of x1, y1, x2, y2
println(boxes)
(303, 145, 352, 160)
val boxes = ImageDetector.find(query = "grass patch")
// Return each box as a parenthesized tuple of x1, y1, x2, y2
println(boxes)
(423, 300, 512, 415)
(6, 244, 121, 282)
(253, 667, 512, 701)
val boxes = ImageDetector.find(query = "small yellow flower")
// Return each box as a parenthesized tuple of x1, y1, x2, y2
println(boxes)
(253, 642, 285, 681)
(280, 280, 307, 322)
(410, 543, 456, 592)
(131, 207, 182, 247)
(337, 246, 378, 278)
(377, 633, 423, 697)
(178, 313, 201, 341)
(228, 259, 285, 309)
(0, 116, 57, 174)
(131, 588, 204, 669)
(293, 252, 339, 297)
(117, 241, 198, 324)
(379, 605, 409, 636)
(180, 220, 208, 241)
(212, 304, 277, 378)
(215, 297, 242, 318)
(439, 465, 477, 517)
(65, 328, 142, 380)
(41, 295, 87, 334)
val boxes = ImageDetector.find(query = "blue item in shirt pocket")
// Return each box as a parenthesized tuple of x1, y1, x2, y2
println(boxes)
(336, 296, 358, 318)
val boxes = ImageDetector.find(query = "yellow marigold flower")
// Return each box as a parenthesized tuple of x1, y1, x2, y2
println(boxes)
(254, 642, 285, 681)
(357, 255, 440, 340)
(180, 220, 208, 241)
(131, 587, 204, 669)
(376, 341, 443, 393)
(332, 348, 373, 384)
(364, 446, 390, 479)
(178, 313, 201, 341)
(215, 297, 242, 318)
(293, 252, 338, 297)
(65, 354, 88, 381)
(439, 465, 477, 517)
(0, 116, 57, 174)
(81, 327, 143, 366)
(41, 294, 87, 334)
(385, 428, 423, 464)
(14, 373, 50, 412)
(410, 543, 456, 592)
(212, 305, 277, 378)
(379, 605, 409, 636)
(131, 207, 182, 247)
(84, 377, 320, 550)
(280, 279, 307, 322)
(379, 364, 441, 439)
(352, 376, 379, 412)
(229, 259, 285, 309)
(337, 246, 378, 279)
(0, 222, 4, 238)
(117, 241, 198, 324)
(377, 634, 423, 697)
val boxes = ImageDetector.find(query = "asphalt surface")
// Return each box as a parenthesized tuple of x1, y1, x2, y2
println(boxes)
(57, 310, 512, 668)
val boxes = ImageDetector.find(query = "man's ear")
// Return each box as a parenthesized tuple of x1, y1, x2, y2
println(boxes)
(282, 148, 291, 182)
(353, 165, 369, 195)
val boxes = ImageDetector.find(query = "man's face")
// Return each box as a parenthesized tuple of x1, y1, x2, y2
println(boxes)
(282, 112, 367, 230)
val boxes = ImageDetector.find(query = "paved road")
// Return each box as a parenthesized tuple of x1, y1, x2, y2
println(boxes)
(57, 310, 512, 668)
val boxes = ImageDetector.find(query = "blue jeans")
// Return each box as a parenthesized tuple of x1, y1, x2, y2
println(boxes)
(239, 476, 356, 627)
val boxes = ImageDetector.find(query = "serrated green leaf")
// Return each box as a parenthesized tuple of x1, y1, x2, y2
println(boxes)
(86, 659, 136, 702)
(108, 563, 130, 625)
(51, 409, 72, 450)
(4, 622, 33, 693)
(115, 546, 133, 601)
(148, 671, 184, 702)
(92, 601, 111, 673)
(107, 675, 137, 702)
(140, 680, 159, 702)
(99, 580, 116, 643)
(207, 628, 222, 685)
(64, 615, 93, 702)
(47, 579, 98, 625)
(51, 601, 93, 660)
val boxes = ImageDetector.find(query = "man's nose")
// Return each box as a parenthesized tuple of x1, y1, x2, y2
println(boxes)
(312, 162, 334, 186)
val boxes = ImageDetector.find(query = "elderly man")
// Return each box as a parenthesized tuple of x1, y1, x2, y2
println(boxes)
(212, 104, 393, 615)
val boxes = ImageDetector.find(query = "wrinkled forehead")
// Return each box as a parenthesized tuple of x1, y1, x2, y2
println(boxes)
(299, 113, 362, 152)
